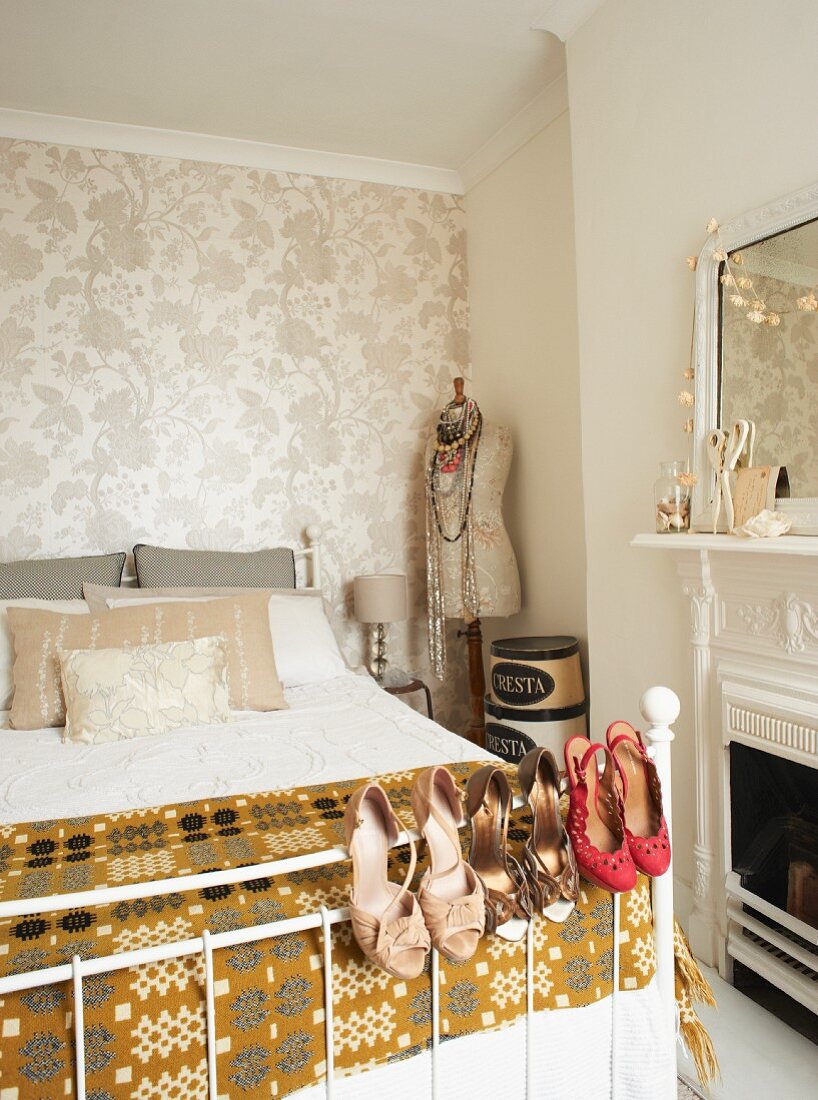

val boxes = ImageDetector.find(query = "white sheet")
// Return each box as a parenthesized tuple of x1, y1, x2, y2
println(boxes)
(294, 977, 676, 1100)
(0, 670, 491, 823)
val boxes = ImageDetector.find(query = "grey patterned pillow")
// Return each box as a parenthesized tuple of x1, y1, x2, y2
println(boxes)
(133, 544, 296, 589)
(0, 553, 126, 599)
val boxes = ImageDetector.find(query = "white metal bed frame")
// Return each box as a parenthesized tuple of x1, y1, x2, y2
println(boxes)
(0, 685, 680, 1100)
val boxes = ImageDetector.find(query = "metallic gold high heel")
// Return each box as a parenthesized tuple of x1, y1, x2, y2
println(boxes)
(517, 747, 578, 923)
(411, 766, 485, 963)
(466, 764, 530, 942)
(344, 782, 430, 979)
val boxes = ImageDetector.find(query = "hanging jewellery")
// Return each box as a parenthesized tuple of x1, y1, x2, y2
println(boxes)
(426, 394, 483, 678)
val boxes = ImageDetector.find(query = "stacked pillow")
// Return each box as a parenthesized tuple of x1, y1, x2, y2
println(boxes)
(1, 546, 349, 744)
(83, 586, 347, 688)
(7, 594, 287, 733)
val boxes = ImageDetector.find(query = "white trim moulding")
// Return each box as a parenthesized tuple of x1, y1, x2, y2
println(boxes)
(0, 107, 464, 195)
(459, 73, 568, 193)
(533, 0, 606, 41)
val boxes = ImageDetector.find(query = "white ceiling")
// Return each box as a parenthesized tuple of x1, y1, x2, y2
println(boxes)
(0, 0, 566, 171)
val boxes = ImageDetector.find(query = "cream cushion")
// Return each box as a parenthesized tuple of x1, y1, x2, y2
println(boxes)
(0, 599, 89, 710)
(60, 636, 230, 744)
(7, 594, 286, 730)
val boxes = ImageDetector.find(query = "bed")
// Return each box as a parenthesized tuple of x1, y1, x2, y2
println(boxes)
(0, 537, 681, 1100)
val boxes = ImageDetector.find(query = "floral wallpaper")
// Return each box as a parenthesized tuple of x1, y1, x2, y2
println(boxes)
(0, 137, 470, 726)
(722, 272, 818, 496)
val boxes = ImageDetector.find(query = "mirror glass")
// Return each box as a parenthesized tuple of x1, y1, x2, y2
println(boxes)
(719, 219, 818, 496)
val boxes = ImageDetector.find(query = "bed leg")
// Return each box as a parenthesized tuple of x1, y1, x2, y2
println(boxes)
(525, 917, 534, 1100)
(611, 893, 621, 1099)
(431, 947, 440, 1100)
(72, 954, 86, 1100)
(203, 929, 218, 1100)
(320, 906, 335, 1100)
(640, 686, 680, 1100)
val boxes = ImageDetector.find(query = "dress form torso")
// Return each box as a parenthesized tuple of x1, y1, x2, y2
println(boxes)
(426, 421, 521, 620)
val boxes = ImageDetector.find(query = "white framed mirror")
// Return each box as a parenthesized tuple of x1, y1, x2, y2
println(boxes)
(692, 180, 818, 533)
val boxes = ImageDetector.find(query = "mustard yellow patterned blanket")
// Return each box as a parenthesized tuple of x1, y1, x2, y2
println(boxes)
(0, 762, 658, 1098)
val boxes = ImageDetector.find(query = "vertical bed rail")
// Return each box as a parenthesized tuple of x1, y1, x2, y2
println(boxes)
(640, 685, 680, 1100)
(320, 906, 335, 1100)
(72, 954, 86, 1100)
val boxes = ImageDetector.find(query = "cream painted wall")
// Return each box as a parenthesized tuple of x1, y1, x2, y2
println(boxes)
(466, 113, 588, 669)
(566, 0, 818, 895)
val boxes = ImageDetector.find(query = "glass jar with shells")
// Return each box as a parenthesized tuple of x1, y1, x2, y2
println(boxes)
(654, 461, 691, 533)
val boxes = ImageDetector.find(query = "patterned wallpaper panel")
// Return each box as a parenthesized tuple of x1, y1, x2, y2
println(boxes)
(0, 138, 470, 725)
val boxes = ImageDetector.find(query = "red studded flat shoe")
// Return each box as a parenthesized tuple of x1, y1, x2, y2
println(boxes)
(606, 721, 671, 878)
(564, 736, 637, 894)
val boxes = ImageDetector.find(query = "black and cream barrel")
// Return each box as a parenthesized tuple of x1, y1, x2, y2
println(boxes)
(484, 636, 587, 763)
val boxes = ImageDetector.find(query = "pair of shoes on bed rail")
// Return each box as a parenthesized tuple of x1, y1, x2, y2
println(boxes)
(564, 721, 671, 894)
(465, 749, 578, 942)
(344, 766, 485, 979)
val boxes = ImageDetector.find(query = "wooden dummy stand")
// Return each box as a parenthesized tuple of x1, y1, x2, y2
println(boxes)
(459, 615, 486, 746)
(449, 377, 487, 747)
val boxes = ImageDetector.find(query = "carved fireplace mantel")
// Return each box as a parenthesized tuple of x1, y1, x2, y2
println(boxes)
(633, 533, 818, 1010)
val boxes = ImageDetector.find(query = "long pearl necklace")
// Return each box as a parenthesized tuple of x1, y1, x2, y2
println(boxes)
(426, 396, 483, 679)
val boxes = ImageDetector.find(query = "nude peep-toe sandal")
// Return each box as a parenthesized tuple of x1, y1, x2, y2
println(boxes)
(466, 764, 531, 942)
(517, 747, 579, 922)
(344, 782, 431, 979)
(411, 766, 485, 963)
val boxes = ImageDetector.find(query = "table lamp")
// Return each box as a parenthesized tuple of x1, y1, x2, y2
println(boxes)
(354, 573, 408, 686)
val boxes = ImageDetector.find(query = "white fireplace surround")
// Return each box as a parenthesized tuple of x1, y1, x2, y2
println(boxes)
(634, 533, 818, 1014)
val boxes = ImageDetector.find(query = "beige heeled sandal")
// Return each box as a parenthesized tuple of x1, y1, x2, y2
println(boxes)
(411, 766, 485, 964)
(344, 782, 430, 979)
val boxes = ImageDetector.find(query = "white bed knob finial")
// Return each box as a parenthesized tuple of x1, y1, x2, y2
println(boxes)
(305, 524, 323, 544)
(639, 686, 680, 728)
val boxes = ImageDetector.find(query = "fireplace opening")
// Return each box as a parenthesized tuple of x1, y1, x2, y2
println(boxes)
(730, 742, 818, 931)
(728, 740, 818, 1040)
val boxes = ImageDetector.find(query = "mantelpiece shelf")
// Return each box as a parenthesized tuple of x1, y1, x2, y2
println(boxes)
(632, 533, 818, 556)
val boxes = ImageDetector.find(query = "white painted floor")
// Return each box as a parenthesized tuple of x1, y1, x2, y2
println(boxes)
(677, 966, 818, 1100)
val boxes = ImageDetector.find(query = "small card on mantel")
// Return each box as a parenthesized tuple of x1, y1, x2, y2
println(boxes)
(732, 465, 790, 529)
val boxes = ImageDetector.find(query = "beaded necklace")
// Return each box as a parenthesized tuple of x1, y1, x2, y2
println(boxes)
(426, 395, 483, 678)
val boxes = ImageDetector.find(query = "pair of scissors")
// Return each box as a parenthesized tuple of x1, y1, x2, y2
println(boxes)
(709, 420, 756, 532)
(721, 421, 751, 531)
(707, 429, 727, 533)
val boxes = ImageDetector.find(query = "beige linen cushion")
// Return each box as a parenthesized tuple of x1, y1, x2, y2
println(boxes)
(0, 599, 89, 710)
(59, 636, 230, 744)
(7, 594, 287, 729)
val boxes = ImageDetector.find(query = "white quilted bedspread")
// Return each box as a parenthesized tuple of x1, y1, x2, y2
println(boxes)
(0, 671, 490, 824)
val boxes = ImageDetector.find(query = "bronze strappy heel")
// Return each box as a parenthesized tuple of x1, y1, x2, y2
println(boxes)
(466, 764, 530, 942)
(517, 747, 579, 923)
(411, 766, 485, 963)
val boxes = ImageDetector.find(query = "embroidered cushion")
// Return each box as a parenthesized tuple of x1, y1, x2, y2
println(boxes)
(59, 636, 230, 744)
(7, 594, 286, 729)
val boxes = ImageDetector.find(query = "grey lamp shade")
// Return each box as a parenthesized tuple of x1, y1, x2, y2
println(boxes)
(354, 573, 407, 624)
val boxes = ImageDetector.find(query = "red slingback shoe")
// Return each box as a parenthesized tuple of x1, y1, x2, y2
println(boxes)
(564, 736, 637, 894)
(606, 721, 671, 878)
